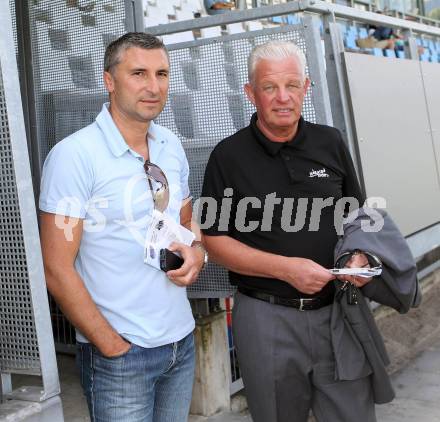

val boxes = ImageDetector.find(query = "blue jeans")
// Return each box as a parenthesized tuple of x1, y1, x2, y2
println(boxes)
(76, 333, 195, 422)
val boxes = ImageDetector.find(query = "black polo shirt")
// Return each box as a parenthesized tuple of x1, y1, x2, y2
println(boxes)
(201, 113, 364, 299)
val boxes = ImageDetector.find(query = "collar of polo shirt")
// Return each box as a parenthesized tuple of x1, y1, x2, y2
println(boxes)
(250, 112, 308, 156)
(96, 103, 166, 159)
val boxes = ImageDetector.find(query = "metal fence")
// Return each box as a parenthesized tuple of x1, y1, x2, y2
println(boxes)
(3, 0, 440, 397)
(10, 0, 136, 353)
(0, 0, 61, 415)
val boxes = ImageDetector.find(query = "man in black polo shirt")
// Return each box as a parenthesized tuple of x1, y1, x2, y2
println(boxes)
(201, 40, 376, 422)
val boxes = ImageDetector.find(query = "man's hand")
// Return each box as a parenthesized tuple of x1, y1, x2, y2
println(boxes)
(204, 235, 336, 295)
(278, 257, 335, 295)
(100, 336, 132, 358)
(40, 212, 130, 357)
(166, 242, 205, 287)
(341, 252, 372, 287)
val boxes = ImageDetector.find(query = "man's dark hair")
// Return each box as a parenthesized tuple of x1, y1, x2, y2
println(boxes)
(104, 32, 168, 73)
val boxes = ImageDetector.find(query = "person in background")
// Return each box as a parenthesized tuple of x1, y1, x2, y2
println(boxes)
(204, 0, 235, 15)
(357, 10, 405, 52)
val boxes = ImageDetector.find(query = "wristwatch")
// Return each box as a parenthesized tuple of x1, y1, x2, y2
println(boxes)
(193, 242, 209, 269)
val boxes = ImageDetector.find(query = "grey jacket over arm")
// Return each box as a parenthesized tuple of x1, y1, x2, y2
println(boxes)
(331, 207, 420, 404)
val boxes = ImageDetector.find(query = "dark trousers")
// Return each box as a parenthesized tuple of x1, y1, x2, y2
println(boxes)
(232, 292, 376, 422)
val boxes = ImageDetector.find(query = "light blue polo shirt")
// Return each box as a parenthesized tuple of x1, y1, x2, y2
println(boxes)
(39, 103, 195, 348)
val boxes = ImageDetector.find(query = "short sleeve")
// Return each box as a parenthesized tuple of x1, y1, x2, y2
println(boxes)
(339, 135, 365, 205)
(180, 150, 190, 200)
(39, 137, 93, 218)
(200, 145, 235, 236)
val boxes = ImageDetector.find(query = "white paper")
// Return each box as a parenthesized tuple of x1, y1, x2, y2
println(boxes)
(328, 266, 382, 278)
(144, 209, 195, 270)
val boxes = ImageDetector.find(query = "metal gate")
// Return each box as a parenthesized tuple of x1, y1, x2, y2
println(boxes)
(0, 1, 61, 416)
(11, 0, 136, 352)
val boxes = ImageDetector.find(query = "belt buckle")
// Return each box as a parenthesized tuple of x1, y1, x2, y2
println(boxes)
(299, 298, 314, 311)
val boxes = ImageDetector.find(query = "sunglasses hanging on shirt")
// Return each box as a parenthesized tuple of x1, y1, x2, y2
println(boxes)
(143, 160, 169, 213)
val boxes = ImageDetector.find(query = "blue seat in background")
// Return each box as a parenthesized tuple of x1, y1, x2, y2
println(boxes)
(338, 22, 347, 36)
(286, 14, 300, 25)
(373, 48, 383, 56)
(358, 27, 368, 38)
(348, 25, 358, 38)
(420, 51, 430, 61)
(396, 50, 406, 59)
(271, 15, 284, 24)
(319, 19, 324, 36)
(345, 33, 359, 49)
(384, 49, 396, 58)
(373, 47, 383, 57)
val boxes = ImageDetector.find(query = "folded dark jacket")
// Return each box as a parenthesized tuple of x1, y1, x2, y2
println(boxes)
(330, 207, 420, 404)
(335, 207, 420, 313)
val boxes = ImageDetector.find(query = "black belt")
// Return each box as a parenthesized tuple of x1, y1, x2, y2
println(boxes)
(238, 287, 334, 311)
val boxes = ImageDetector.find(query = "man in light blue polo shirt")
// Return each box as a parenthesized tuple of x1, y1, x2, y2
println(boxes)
(39, 33, 207, 422)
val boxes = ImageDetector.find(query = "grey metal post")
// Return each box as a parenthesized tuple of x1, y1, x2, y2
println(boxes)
(191, 299, 211, 317)
(0, 0, 60, 403)
(125, 0, 144, 32)
(1, 374, 12, 401)
(403, 29, 419, 60)
(14, 0, 44, 204)
(302, 14, 333, 126)
(236, 0, 247, 10)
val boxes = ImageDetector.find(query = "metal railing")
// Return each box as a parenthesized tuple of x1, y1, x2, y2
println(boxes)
(144, 0, 440, 37)
(252, 0, 440, 27)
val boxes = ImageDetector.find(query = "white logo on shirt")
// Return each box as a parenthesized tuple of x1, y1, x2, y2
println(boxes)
(309, 168, 329, 178)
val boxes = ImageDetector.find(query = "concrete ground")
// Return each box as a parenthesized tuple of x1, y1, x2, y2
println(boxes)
(376, 339, 440, 422)
(10, 270, 440, 422)
(190, 337, 440, 422)
(17, 335, 439, 422)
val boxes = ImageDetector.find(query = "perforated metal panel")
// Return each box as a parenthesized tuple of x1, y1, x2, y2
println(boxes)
(0, 59, 40, 376)
(28, 0, 127, 164)
(24, 6, 324, 301)
(0, 3, 60, 401)
(9, 1, 18, 56)
(154, 25, 319, 297)
(23, 0, 129, 350)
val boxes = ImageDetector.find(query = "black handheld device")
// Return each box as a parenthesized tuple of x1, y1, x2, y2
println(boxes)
(159, 248, 184, 272)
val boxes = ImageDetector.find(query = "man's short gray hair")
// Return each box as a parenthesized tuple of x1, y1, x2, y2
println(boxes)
(104, 32, 168, 74)
(247, 40, 307, 83)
